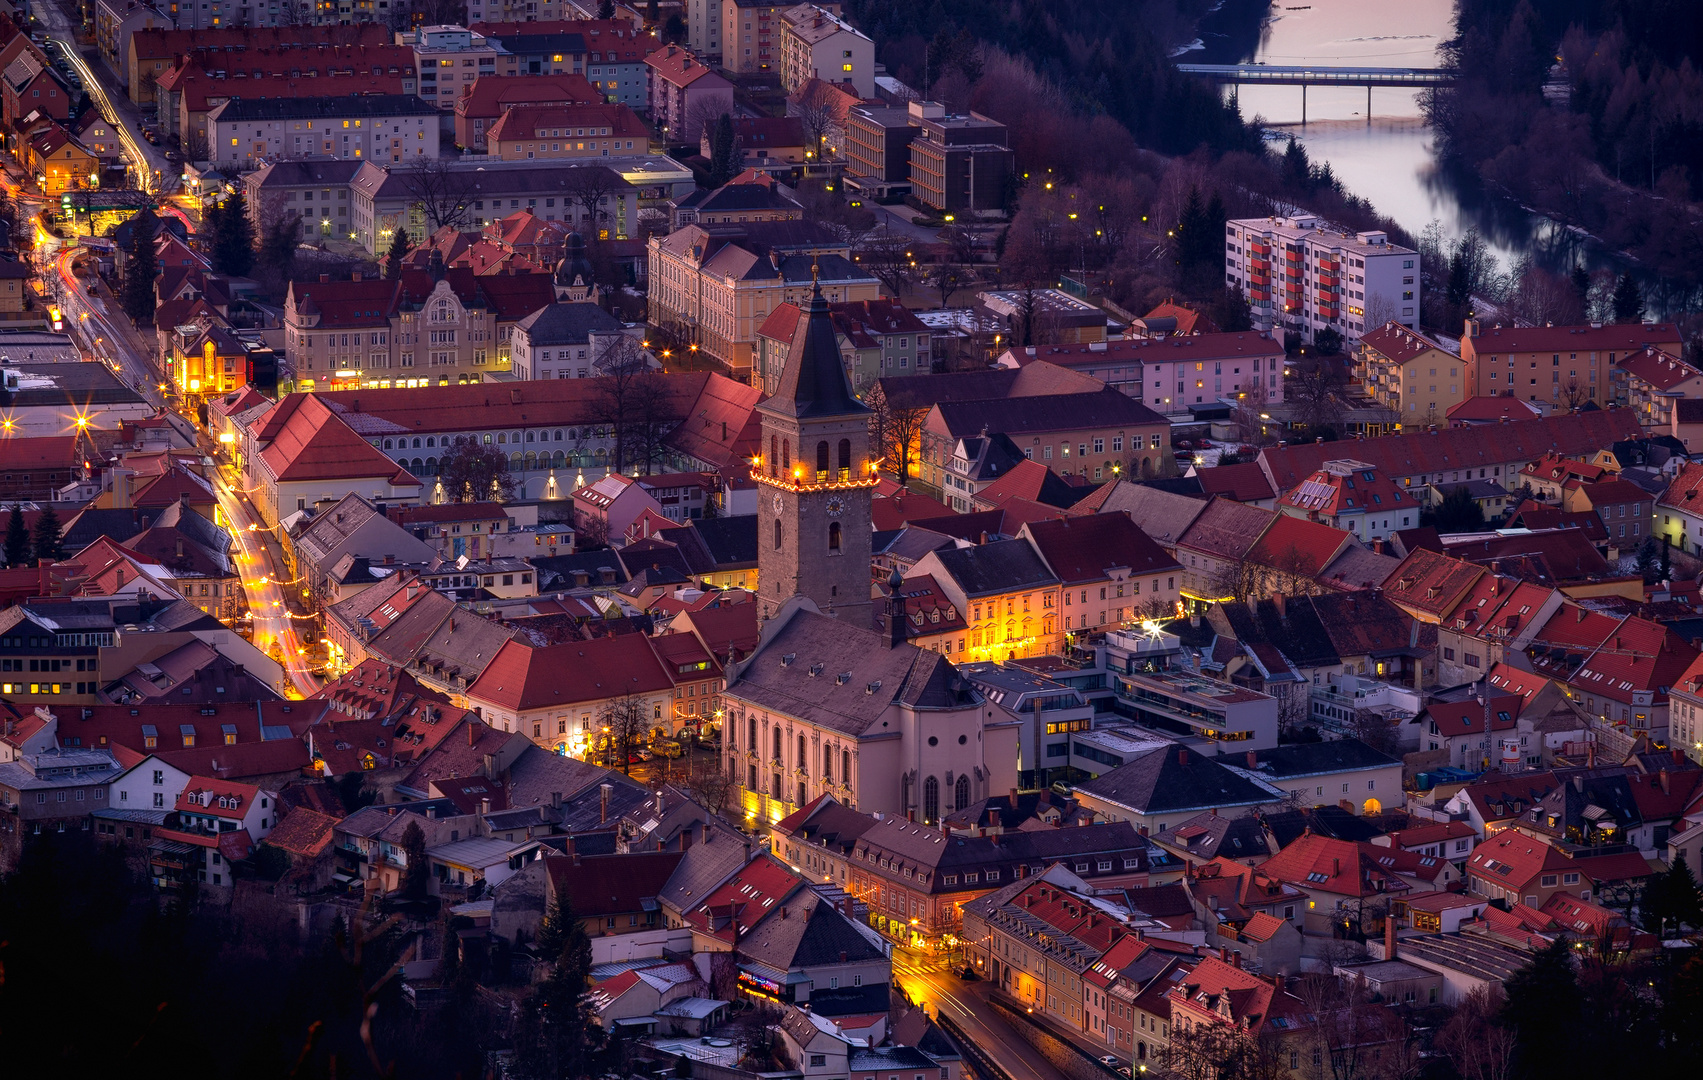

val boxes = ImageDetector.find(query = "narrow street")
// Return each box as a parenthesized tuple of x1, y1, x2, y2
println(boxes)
(36, 1, 170, 191)
(211, 476, 323, 700)
(890, 946, 1073, 1080)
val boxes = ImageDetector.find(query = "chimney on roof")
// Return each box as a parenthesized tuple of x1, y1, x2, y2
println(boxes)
(600, 782, 612, 823)
(467, 719, 479, 746)
(1271, 592, 1286, 620)
(1010, 787, 1018, 808)
(1332, 858, 1340, 877)
(1178, 748, 1188, 766)
(551, 790, 562, 809)
(426, 805, 436, 819)
(479, 796, 490, 816)
(1232, 950, 1243, 969)
(1660, 769, 1670, 795)
(1218, 946, 1229, 962)
(1246, 750, 1257, 769)
(702, 821, 712, 843)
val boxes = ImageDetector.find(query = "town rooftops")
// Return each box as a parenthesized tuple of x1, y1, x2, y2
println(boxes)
(1004, 331, 1284, 368)
(210, 94, 439, 123)
(1359, 321, 1455, 364)
(1465, 320, 1680, 355)
(1073, 744, 1275, 817)
(468, 634, 672, 712)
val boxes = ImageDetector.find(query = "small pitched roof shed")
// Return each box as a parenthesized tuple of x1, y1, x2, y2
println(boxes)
(265, 807, 340, 858)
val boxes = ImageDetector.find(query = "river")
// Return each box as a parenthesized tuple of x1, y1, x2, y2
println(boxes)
(1190, 0, 1673, 310)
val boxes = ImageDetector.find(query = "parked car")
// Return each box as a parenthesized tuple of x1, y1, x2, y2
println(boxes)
(141, 128, 160, 145)
(627, 749, 653, 764)
(1098, 1057, 1122, 1070)
(650, 738, 686, 759)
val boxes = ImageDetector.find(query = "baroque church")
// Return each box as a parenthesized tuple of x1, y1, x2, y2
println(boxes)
(721, 273, 1019, 824)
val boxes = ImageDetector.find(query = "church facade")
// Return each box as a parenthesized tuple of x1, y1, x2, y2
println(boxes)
(724, 277, 1020, 824)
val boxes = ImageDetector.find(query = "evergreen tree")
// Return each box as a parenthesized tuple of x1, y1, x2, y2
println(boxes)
(211, 190, 255, 277)
(1571, 264, 1591, 307)
(30, 505, 61, 565)
(1611, 272, 1643, 323)
(707, 113, 737, 188)
(1500, 939, 1582, 1080)
(535, 890, 575, 959)
(645, 0, 657, 23)
(3, 503, 28, 567)
(385, 228, 414, 278)
(1447, 248, 1473, 307)
(121, 209, 159, 325)
(1280, 137, 1312, 191)
(597, 0, 614, 17)
(399, 820, 428, 901)
(516, 893, 601, 1079)
(256, 215, 299, 290)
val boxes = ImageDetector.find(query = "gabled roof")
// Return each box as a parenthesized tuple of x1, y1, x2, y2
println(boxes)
(1423, 694, 1522, 737)
(1197, 462, 1278, 504)
(1176, 497, 1277, 562)
(468, 634, 673, 711)
(257, 394, 420, 486)
(1245, 515, 1353, 577)
(544, 850, 684, 916)
(1446, 395, 1543, 423)
(924, 538, 1059, 598)
(1259, 832, 1408, 898)
(1382, 548, 1485, 620)
(1074, 744, 1274, 816)
(1020, 514, 1180, 584)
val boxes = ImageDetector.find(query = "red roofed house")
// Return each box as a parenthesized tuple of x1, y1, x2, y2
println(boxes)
(1434, 576, 1565, 686)
(1194, 462, 1279, 509)
(0, 434, 87, 501)
(1656, 460, 1703, 553)
(485, 101, 650, 162)
(1381, 547, 1485, 624)
(1415, 694, 1523, 770)
(247, 394, 423, 528)
(1519, 450, 1607, 501)
(573, 471, 664, 547)
(1138, 300, 1220, 337)
(1618, 345, 1703, 428)
(1019, 514, 1183, 631)
(1354, 321, 1464, 428)
(684, 853, 807, 950)
(453, 73, 603, 152)
(1243, 514, 1356, 591)
(150, 776, 278, 891)
(646, 45, 735, 145)
(1460, 318, 1681, 407)
(1277, 458, 1419, 542)
(1258, 832, 1433, 935)
(1165, 953, 1384, 1073)
(700, 115, 809, 171)
(467, 634, 675, 753)
(1560, 613, 1695, 740)
(1560, 477, 1652, 550)
(1465, 827, 1635, 908)
(756, 297, 932, 397)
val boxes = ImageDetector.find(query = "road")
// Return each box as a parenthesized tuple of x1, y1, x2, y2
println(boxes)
(212, 476, 323, 699)
(34, 2, 170, 192)
(891, 947, 1072, 1080)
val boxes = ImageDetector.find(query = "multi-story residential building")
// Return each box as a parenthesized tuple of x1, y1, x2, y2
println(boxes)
(154, 44, 417, 145)
(1103, 671, 1279, 753)
(408, 25, 508, 111)
(463, 20, 592, 79)
(126, 25, 392, 104)
(755, 297, 931, 395)
(454, 73, 602, 151)
(348, 160, 642, 252)
(1275, 458, 1420, 542)
(1021, 515, 1182, 635)
(904, 540, 1063, 663)
(509, 242, 632, 379)
(647, 220, 880, 378)
(996, 332, 1287, 416)
(244, 158, 367, 241)
(723, 0, 783, 74)
(1354, 321, 1464, 429)
(1618, 345, 1703, 429)
(1459, 318, 1682, 410)
(208, 94, 440, 169)
(687, 0, 723, 57)
(850, 815, 1156, 946)
(959, 662, 1096, 788)
(467, 635, 676, 751)
(646, 45, 735, 145)
(484, 101, 650, 161)
(919, 386, 1172, 491)
(1657, 460, 1703, 553)
(906, 101, 1013, 217)
(777, 4, 873, 98)
(94, 0, 171, 88)
(1225, 214, 1420, 343)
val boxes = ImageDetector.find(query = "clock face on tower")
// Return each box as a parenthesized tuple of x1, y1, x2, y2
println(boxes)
(825, 497, 846, 517)
(773, 494, 784, 514)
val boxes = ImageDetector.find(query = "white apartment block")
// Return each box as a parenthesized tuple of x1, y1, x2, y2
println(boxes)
(778, 4, 874, 98)
(1225, 215, 1420, 345)
(208, 95, 440, 168)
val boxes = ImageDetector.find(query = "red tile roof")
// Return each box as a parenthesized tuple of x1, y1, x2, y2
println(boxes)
(1142, 301, 1219, 335)
(1244, 514, 1352, 577)
(455, 72, 603, 119)
(1239, 911, 1288, 942)
(1519, 450, 1607, 486)
(685, 855, 804, 943)
(1617, 345, 1703, 392)
(257, 394, 421, 487)
(544, 850, 686, 917)
(468, 634, 673, 711)
(646, 45, 730, 89)
(1382, 548, 1485, 620)
(1021, 513, 1181, 583)
(485, 101, 649, 143)
(1484, 663, 1554, 703)
(1259, 411, 1641, 495)
(1278, 463, 1412, 518)
(1466, 828, 1574, 894)
(1424, 695, 1522, 738)
(265, 807, 340, 858)
(1358, 321, 1455, 365)
(1658, 460, 1703, 515)
(1568, 615, 1695, 706)
(1197, 462, 1277, 503)
(0, 434, 78, 471)
(1446, 395, 1542, 424)
(176, 777, 262, 819)
(1465, 321, 1680, 356)
(869, 491, 953, 531)
(1260, 832, 1408, 898)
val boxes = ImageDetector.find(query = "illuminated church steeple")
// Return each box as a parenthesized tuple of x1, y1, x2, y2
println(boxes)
(754, 267, 876, 625)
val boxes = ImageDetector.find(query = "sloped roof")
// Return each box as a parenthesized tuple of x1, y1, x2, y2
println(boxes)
(1022, 514, 1180, 583)
(469, 635, 672, 711)
(1176, 497, 1276, 561)
(257, 395, 419, 486)
(1074, 744, 1274, 816)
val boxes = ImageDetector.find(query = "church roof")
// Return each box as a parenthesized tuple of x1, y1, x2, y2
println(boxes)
(758, 281, 868, 422)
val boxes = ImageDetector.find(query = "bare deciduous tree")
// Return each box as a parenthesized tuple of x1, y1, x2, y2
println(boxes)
(590, 337, 676, 475)
(856, 227, 916, 299)
(1435, 986, 1515, 1080)
(864, 381, 926, 488)
(401, 157, 475, 233)
(598, 693, 653, 774)
(562, 166, 624, 236)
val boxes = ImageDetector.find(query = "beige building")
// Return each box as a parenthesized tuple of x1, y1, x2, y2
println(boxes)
(1354, 321, 1465, 431)
(777, 4, 874, 98)
(1460, 319, 1682, 411)
(282, 269, 555, 391)
(646, 221, 879, 379)
(1618, 345, 1703, 430)
(208, 95, 440, 169)
(484, 102, 650, 161)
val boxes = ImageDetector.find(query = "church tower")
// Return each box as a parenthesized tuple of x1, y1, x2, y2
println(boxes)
(755, 272, 876, 626)
(554, 232, 596, 303)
